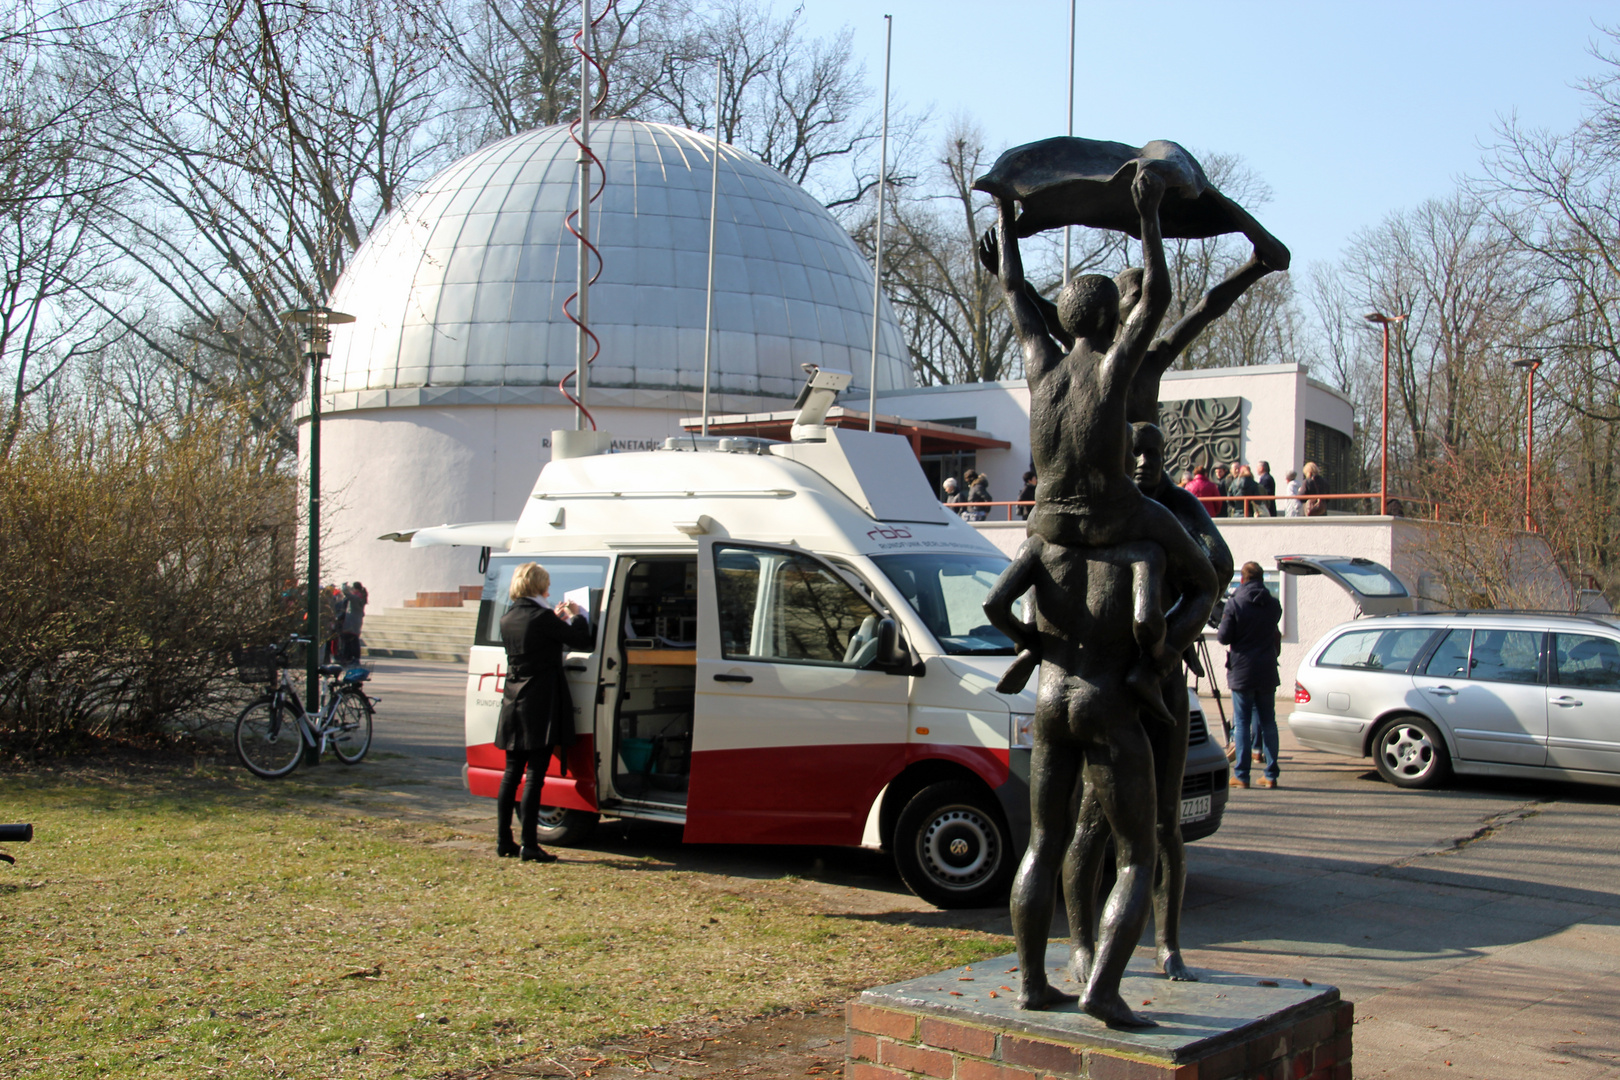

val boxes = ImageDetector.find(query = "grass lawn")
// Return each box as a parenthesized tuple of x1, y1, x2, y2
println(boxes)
(0, 755, 1010, 1079)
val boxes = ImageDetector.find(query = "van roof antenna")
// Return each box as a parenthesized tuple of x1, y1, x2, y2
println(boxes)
(790, 365, 853, 441)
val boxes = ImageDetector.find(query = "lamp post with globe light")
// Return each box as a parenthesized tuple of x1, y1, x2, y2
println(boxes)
(283, 306, 355, 716)
(1365, 312, 1407, 516)
(1510, 357, 1542, 532)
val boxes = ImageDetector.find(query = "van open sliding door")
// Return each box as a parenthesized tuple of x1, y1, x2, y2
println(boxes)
(688, 538, 910, 846)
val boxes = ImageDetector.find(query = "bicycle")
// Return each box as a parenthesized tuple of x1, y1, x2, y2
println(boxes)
(231, 636, 377, 779)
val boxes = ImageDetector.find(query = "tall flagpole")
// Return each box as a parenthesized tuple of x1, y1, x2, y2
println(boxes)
(701, 60, 722, 436)
(1062, 0, 1074, 289)
(868, 14, 892, 432)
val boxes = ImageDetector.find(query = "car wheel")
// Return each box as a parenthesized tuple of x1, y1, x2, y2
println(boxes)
(533, 806, 599, 846)
(893, 781, 1015, 909)
(1373, 716, 1452, 789)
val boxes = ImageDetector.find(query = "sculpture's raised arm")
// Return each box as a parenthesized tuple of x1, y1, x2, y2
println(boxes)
(1101, 167, 1171, 398)
(996, 198, 1065, 382)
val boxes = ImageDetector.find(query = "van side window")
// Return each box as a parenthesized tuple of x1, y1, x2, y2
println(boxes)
(715, 549, 761, 656)
(715, 545, 880, 666)
(1554, 633, 1620, 691)
(474, 557, 610, 649)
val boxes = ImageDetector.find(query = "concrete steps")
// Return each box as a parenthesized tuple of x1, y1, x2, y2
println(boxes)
(362, 601, 481, 663)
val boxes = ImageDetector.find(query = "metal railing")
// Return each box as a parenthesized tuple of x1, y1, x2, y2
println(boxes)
(944, 491, 1447, 523)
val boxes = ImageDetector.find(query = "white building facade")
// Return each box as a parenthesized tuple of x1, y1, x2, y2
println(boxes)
(874, 363, 1356, 513)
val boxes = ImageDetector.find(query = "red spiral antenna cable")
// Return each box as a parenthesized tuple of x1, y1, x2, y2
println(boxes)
(559, 0, 616, 431)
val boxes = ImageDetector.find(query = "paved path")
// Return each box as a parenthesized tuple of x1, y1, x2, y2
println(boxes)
(326, 664, 1620, 1078)
(1184, 701, 1620, 1079)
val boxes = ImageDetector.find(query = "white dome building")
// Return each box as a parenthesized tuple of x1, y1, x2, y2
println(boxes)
(310, 120, 912, 606)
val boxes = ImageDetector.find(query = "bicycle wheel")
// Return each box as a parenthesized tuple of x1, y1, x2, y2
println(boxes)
(329, 689, 373, 765)
(235, 696, 304, 779)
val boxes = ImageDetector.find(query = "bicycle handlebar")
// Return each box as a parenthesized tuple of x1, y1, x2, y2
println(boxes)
(0, 824, 33, 842)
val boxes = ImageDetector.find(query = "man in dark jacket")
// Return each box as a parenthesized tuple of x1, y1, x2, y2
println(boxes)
(1217, 561, 1283, 788)
(1254, 461, 1277, 516)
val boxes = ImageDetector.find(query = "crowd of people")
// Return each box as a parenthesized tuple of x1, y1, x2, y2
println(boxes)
(942, 460, 1331, 521)
(324, 580, 369, 664)
(939, 468, 1000, 521)
(1179, 459, 1329, 518)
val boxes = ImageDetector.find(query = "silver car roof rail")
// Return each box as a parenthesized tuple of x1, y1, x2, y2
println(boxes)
(1376, 609, 1619, 629)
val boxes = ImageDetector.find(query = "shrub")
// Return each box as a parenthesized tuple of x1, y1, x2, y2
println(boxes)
(0, 413, 298, 751)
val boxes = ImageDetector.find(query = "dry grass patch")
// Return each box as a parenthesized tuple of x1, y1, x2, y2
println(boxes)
(0, 758, 1009, 1078)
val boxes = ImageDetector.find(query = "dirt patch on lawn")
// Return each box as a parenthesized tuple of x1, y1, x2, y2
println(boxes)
(447, 1006, 849, 1079)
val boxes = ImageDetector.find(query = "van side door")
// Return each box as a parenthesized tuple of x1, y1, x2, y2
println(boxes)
(688, 539, 910, 846)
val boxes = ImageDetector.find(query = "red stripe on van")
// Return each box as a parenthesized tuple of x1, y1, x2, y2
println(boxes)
(465, 736, 598, 813)
(684, 742, 1010, 847)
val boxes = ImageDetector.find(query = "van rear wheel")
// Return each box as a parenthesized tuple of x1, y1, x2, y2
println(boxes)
(534, 806, 598, 846)
(893, 782, 1014, 909)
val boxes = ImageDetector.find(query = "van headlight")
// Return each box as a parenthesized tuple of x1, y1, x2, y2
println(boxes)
(1011, 713, 1034, 748)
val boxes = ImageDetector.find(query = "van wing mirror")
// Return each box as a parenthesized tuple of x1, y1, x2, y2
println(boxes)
(875, 617, 917, 673)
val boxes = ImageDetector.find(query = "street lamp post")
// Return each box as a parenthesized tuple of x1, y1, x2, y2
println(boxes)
(1364, 312, 1407, 516)
(282, 306, 355, 717)
(1510, 357, 1542, 531)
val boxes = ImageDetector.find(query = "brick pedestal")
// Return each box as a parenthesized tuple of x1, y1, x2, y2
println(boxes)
(848, 947, 1351, 1080)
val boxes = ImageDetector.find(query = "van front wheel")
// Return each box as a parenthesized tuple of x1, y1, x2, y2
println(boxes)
(893, 782, 1014, 909)
(534, 806, 598, 846)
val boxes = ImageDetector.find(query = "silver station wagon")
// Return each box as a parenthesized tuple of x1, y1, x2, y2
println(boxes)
(1289, 611, 1620, 788)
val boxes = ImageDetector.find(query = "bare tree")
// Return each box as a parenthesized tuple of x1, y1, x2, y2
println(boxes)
(872, 122, 1117, 385)
(430, 0, 665, 152)
(1158, 154, 1301, 372)
(85, 0, 455, 454)
(1480, 26, 1620, 600)
(1339, 193, 1533, 469)
(634, 0, 875, 206)
(0, 0, 123, 456)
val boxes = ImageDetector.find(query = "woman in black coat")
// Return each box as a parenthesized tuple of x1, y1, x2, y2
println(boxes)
(495, 562, 593, 862)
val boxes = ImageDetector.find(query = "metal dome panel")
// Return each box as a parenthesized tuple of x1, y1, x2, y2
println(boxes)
(328, 121, 912, 404)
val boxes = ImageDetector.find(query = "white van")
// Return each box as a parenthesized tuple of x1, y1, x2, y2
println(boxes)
(417, 374, 1230, 907)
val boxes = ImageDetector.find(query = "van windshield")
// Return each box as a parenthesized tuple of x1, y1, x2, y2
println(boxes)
(871, 553, 1017, 655)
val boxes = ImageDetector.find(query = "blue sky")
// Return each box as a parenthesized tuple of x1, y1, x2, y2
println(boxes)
(794, 0, 1613, 269)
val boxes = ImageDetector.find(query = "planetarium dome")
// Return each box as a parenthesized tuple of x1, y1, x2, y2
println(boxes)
(313, 120, 912, 609)
(327, 119, 912, 403)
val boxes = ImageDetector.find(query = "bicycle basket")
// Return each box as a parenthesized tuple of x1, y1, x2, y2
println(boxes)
(342, 665, 370, 684)
(231, 646, 281, 685)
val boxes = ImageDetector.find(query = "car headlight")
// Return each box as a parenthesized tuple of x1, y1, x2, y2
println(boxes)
(1011, 712, 1034, 748)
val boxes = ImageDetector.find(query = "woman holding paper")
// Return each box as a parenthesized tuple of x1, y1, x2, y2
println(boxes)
(494, 562, 593, 862)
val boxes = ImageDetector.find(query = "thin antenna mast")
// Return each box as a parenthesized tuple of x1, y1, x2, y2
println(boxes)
(701, 60, 722, 437)
(868, 14, 892, 432)
(574, 0, 593, 430)
(1062, 0, 1075, 289)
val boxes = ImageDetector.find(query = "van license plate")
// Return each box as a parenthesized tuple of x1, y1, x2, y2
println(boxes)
(1180, 795, 1211, 823)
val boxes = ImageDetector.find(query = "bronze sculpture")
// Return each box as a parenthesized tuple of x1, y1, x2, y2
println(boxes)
(977, 137, 1284, 1027)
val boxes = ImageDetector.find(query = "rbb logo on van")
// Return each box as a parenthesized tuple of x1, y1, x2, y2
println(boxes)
(867, 524, 912, 541)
